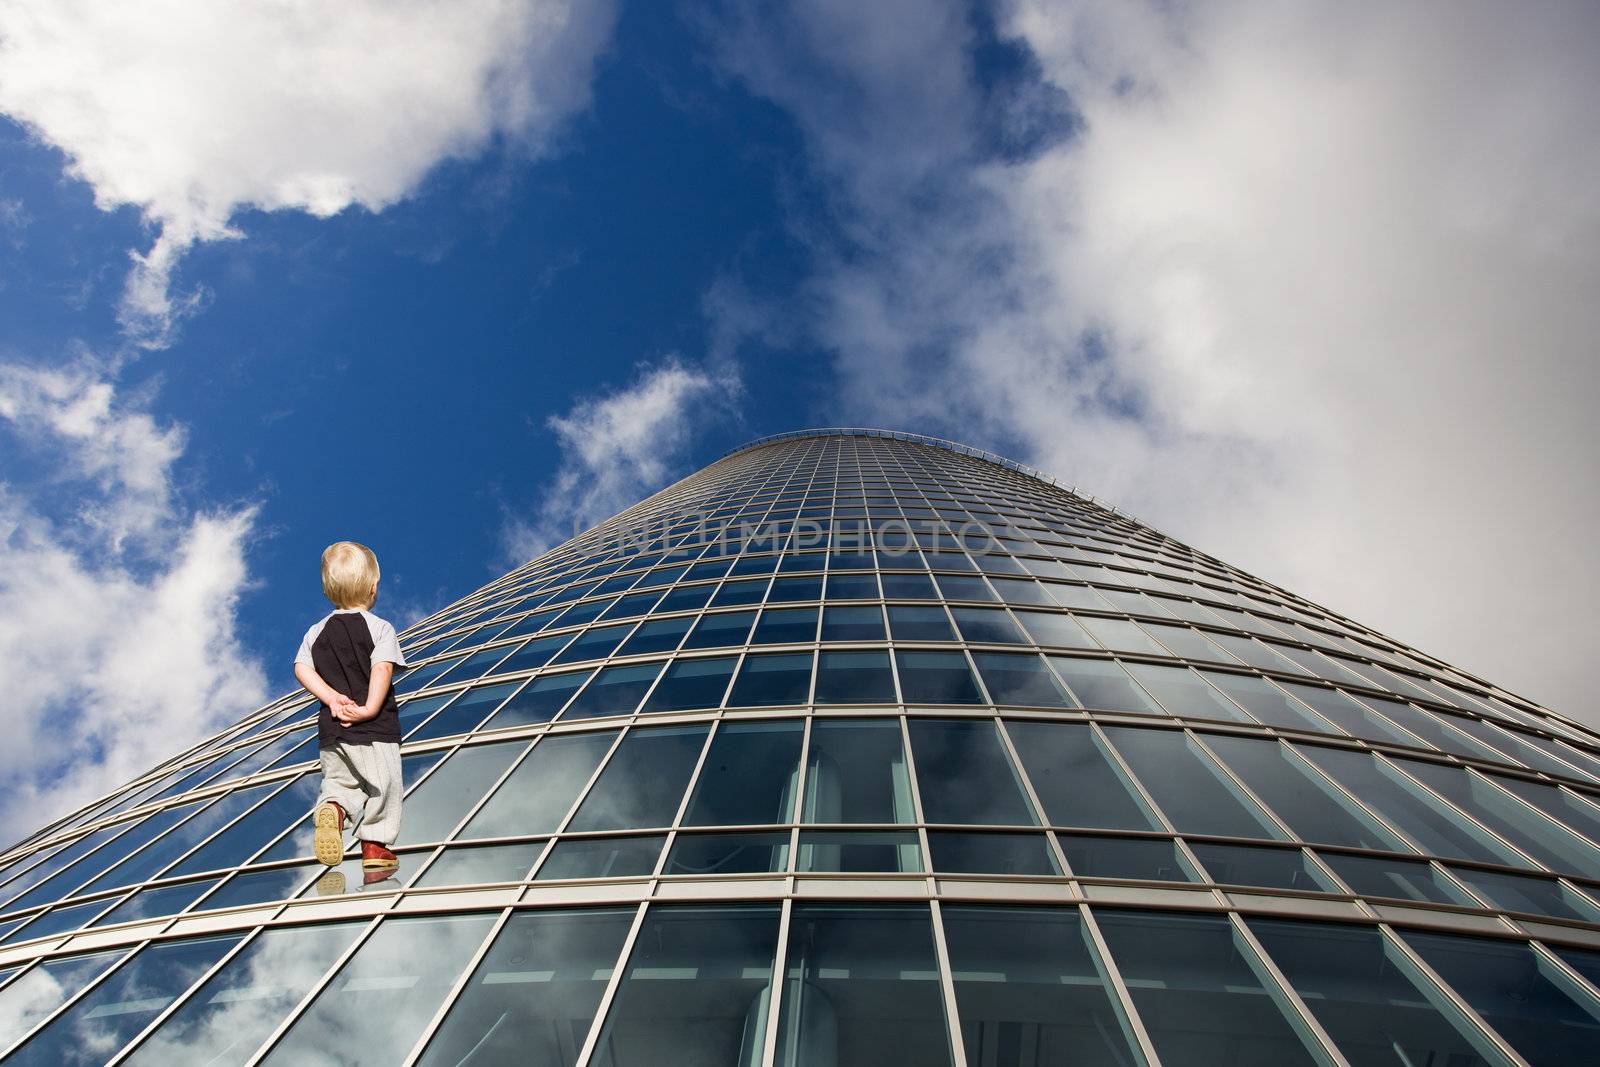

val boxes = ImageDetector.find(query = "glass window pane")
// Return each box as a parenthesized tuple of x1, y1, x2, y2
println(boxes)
(1203, 735, 1405, 850)
(550, 623, 633, 666)
(1140, 622, 1231, 662)
(1125, 663, 1248, 722)
(1250, 920, 1504, 1067)
(1280, 683, 1421, 746)
(1059, 834, 1192, 881)
(682, 611, 756, 650)
(880, 573, 938, 600)
(118, 923, 363, 1066)
(618, 617, 693, 657)
(824, 574, 881, 601)
(1400, 761, 1600, 878)
(1013, 609, 1095, 649)
(196, 866, 314, 912)
(0, 950, 128, 1050)
(1189, 843, 1337, 893)
(752, 606, 819, 645)
(1322, 853, 1475, 905)
(768, 576, 822, 603)
(560, 663, 664, 722)
(407, 681, 522, 742)
(1003, 720, 1158, 831)
(972, 652, 1072, 707)
(797, 832, 922, 872)
(8, 936, 241, 1067)
(414, 909, 634, 1067)
(927, 831, 1059, 875)
(640, 657, 735, 713)
(534, 835, 665, 879)
(462, 732, 615, 838)
(1047, 657, 1161, 715)
(814, 651, 897, 704)
(405, 741, 527, 843)
(83, 784, 282, 895)
(482, 670, 592, 729)
(1200, 673, 1328, 733)
(493, 633, 573, 675)
(803, 720, 915, 823)
(415, 842, 544, 887)
(567, 726, 710, 832)
(887, 605, 955, 642)
(775, 905, 954, 1067)
(1078, 617, 1168, 656)
(727, 652, 813, 707)
(1446, 866, 1600, 922)
(935, 574, 996, 603)
(821, 605, 885, 641)
(682, 722, 803, 826)
(260, 915, 498, 1066)
(1402, 929, 1600, 1067)
(665, 832, 789, 875)
(1095, 910, 1322, 1067)
(166, 775, 320, 877)
(897, 651, 985, 704)
(951, 608, 1027, 645)
(987, 577, 1055, 606)
(591, 906, 781, 1067)
(942, 906, 1140, 1067)
(653, 584, 715, 614)
(908, 720, 1036, 826)
(1103, 727, 1284, 839)
(1296, 747, 1523, 867)
(89, 879, 216, 928)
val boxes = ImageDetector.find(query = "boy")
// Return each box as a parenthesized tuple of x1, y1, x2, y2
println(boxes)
(293, 541, 408, 876)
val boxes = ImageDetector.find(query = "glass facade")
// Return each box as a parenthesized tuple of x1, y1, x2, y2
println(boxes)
(0, 426, 1597, 1066)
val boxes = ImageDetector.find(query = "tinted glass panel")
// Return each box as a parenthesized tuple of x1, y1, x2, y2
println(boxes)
(534, 835, 665, 879)
(560, 663, 663, 721)
(1125, 663, 1247, 722)
(463, 732, 615, 838)
(407, 681, 522, 742)
(1250, 920, 1502, 1067)
(682, 722, 803, 826)
(1059, 834, 1193, 882)
(1201, 673, 1327, 733)
(797, 832, 922, 872)
(1189, 843, 1336, 893)
(682, 611, 756, 650)
(404, 741, 527, 843)
(1447, 866, 1600, 922)
(821, 605, 886, 641)
(617, 617, 693, 656)
(972, 652, 1071, 707)
(1095, 910, 1320, 1067)
(415, 842, 544, 887)
(116, 923, 362, 1067)
(8, 936, 241, 1067)
(887, 605, 955, 642)
(591, 906, 781, 1067)
(0, 950, 127, 1050)
(1204, 735, 1403, 850)
(482, 670, 592, 728)
(775, 905, 953, 1067)
(951, 608, 1027, 645)
(1048, 657, 1161, 715)
(260, 915, 497, 1066)
(942, 906, 1139, 1067)
(1403, 929, 1600, 1067)
(897, 651, 985, 704)
(927, 831, 1059, 875)
(665, 833, 789, 875)
(1321, 854, 1474, 906)
(415, 909, 634, 1067)
(640, 657, 735, 713)
(1004, 721, 1158, 831)
(814, 651, 897, 703)
(1103, 727, 1283, 839)
(1401, 761, 1600, 878)
(567, 726, 709, 832)
(908, 719, 1036, 825)
(165, 775, 319, 877)
(727, 652, 813, 707)
(550, 623, 633, 665)
(803, 719, 915, 823)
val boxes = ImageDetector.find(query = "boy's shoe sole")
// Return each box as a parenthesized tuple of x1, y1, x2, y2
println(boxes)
(313, 870, 347, 896)
(312, 803, 345, 867)
(361, 856, 399, 871)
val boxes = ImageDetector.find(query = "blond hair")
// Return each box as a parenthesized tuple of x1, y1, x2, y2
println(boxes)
(321, 541, 380, 609)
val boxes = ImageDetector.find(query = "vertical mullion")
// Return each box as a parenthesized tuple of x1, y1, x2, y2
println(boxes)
(239, 913, 386, 1067)
(1227, 912, 1350, 1067)
(1077, 903, 1161, 1067)
(926, 899, 970, 1067)
(571, 900, 651, 1067)
(758, 896, 794, 1067)
(399, 906, 515, 1067)
(1376, 923, 1531, 1067)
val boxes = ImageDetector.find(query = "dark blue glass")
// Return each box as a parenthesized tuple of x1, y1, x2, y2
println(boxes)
(814, 651, 897, 704)
(752, 606, 818, 645)
(896, 651, 985, 704)
(640, 657, 736, 713)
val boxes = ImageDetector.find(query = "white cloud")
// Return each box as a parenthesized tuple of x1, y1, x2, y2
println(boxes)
(0, 0, 616, 345)
(0, 363, 266, 835)
(504, 357, 742, 562)
(708, 1, 1600, 724)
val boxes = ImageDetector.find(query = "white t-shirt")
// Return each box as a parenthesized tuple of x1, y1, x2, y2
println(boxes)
(294, 609, 408, 668)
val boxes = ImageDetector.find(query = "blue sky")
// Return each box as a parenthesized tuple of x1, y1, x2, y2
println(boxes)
(1, 1, 1597, 824)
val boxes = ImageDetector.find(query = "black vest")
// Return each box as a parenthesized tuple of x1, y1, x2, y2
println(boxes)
(311, 612, 401, 745)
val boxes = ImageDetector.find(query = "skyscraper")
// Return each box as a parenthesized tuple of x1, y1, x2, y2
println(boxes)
(1, 426, 1598, 1065)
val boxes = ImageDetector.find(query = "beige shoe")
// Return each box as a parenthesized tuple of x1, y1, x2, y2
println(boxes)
(313, 869, 347, 896)
(312, 801, 347, 867)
